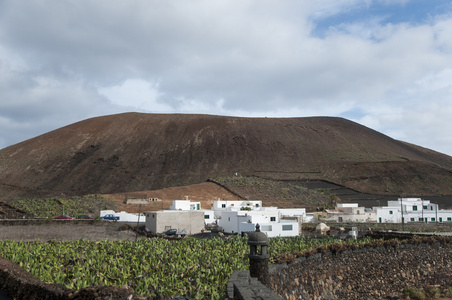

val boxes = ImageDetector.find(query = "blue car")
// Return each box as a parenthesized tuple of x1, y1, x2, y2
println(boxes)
(101, 214, 119, 221)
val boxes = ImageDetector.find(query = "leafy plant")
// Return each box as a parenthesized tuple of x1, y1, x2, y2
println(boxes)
(11, 195, 117, 219)
(0, 235, 373, 299)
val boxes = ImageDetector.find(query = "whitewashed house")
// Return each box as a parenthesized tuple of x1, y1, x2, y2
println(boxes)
(212, 200, 262, 211)
(323, 203, 377, 223)
(170, 200, 201, 211)
(167, 200, 215, 225)
(375, 198, 452, 223)
(213, 200, 299, 237)
(145, 210, 205, 234)
(202, 210, 216, 225)
(278, 208, 316, 223)
(165, 199, 303, 237)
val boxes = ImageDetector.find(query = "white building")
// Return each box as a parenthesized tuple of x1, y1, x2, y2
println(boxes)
(322, 203, 377, 223)
(165, 199, 304, 237)
(375, 198, 452, 223)
(170, 200, 201, 211)
(145, 210, 205, 234)
(202, 210, 216, 225)
(213, 200, 299, 237)
(278, 208, 316, 223)
(167, 200, 216, 225)
(218, 208, 299, 237)
(212, 200, 262, 211)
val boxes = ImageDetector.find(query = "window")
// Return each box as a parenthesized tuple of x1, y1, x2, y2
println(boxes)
(389, 211, 393, 215)
(282, 225, 292, 231)
(379, 217, 382, 223)
(419, 218, 423, 222)
(413, 206, 417, 211)
(431, 218, 435, 222)
(431, 207, 433, 211)
(255, 203, 259, 207)
(439, 218, 442, 223)
(261, 225, 272, 232)
(221, 204, 226, 208)
(270, 217, 276, 222)
(448, 217, 452, 222)
(410, 218, 415, 222)
(423, 205, 427, 209)
(204, 215, 210, 219)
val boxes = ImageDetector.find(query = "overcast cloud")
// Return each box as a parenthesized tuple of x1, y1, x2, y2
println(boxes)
(1, 0, 452, 156)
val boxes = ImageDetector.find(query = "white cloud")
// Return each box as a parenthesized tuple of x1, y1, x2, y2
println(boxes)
(98, 79, 170, 112)
(353, 67, 452, 155)
(0, 0, 452, 156)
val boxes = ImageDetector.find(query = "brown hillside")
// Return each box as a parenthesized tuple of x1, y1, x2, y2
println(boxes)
(106, 182, 241, 213)
(1, 113, 452, 203)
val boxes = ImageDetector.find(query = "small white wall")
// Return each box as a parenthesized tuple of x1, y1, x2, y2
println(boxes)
(337, 203, 359, 208)
(116, 211, 145, 222)
(278, 208, 306, 217)
(304, 213, 316, 222)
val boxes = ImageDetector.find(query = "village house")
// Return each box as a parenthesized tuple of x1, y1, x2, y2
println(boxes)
(144, 210, 205, 235)
(209, 200, 301, 237)
(375, 198, 452, 223)
(318, 203, 377, 223)
(155, 199, 302, 237)
(170, 200, 201, 211)
(314, 198, 452, 224)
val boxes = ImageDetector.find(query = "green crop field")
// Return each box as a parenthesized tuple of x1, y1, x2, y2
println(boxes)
(11, 195, 117, 219)
(0, 236, 371, 299)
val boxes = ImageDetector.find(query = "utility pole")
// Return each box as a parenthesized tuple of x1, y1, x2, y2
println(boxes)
(400, 198, 405, 231)
(421, 199, 424, 223)
(436, 203, 438, 225)
(135, 204, 142, 241)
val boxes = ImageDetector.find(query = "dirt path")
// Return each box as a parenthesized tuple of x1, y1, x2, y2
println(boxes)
(0, 222, 139, 242)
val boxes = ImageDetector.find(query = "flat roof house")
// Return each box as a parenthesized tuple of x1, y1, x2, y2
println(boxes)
(145, 210, 205, 235)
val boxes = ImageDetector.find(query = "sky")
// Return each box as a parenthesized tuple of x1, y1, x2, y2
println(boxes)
(1, 0, 452, 156)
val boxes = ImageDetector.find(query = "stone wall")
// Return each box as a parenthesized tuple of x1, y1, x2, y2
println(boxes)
(267, 237, 452, 300)
(227, 236, 452, 299)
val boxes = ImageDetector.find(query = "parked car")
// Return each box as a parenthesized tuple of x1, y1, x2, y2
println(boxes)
(54, 215, 73, 220)
(101, 214, 119, 221)
(164, 229, 187, 237)
(76, 215, 93, 220)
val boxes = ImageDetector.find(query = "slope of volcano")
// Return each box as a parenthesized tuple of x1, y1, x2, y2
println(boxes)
(1, 113, 452, 205)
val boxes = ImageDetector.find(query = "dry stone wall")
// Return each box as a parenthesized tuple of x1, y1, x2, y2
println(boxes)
(267, 238, 452, 300)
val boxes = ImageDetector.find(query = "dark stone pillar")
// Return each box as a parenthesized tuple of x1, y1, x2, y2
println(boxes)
(248, 224, 269, 285)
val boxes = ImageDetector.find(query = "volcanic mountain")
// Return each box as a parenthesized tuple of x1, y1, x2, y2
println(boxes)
(1, 113, 452, 205)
